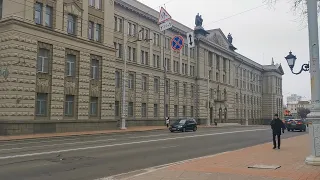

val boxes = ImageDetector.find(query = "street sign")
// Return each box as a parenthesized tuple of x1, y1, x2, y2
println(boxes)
(171, 35, 184, 51)
(187, 31, 195, 48)
(158, 7, 171, 24)
(159, 20, 172, 31)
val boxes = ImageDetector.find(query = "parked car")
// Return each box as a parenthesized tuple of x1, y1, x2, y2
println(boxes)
(287, 119, 307, 132)
(284, 119, 293, 128)
(169, 118, 197, 132)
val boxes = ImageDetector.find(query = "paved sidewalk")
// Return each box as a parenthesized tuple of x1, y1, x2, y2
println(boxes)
(122, 134, 320, 180)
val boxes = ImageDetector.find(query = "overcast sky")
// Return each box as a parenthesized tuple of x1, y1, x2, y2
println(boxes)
(138, 0, 312, 103)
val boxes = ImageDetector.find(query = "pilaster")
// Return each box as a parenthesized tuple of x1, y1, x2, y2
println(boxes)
(82, 0, 89, 39)
(78, 52, 90, 120)
(51, 45, 65, 120)
(101, 55, 115, 119)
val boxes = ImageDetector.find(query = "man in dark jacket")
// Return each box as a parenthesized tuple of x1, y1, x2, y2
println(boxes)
(270, 114, 285, 149)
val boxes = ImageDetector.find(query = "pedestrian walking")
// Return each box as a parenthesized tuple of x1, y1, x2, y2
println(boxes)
(165, 117, 170, 128)
(270, 113, 285, 149)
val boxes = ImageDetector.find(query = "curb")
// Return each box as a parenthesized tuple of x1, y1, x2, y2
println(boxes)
(0, 125, 264, 142)
(0, 128, 167, 142)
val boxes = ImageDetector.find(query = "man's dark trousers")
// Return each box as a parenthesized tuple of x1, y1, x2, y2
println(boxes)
(273, 133, 281, 148)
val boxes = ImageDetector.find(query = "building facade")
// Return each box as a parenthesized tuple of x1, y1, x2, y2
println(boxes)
(0, 0, 284, 135)
(287, 100, 311, 117)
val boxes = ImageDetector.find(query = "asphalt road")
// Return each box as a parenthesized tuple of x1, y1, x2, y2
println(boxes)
(0, 126, 307, 180)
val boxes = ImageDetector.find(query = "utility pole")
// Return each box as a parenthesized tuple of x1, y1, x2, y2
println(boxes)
(121, 44, 128, 130)
(305, 0, 320, 165)
(163, 30, 167, 120)
(207, 71, 210, 126)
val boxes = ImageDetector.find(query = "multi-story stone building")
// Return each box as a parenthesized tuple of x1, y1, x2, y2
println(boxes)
(0, 0, 284, 135)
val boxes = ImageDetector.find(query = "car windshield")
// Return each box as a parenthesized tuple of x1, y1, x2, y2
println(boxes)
(175, 119, 187, 124)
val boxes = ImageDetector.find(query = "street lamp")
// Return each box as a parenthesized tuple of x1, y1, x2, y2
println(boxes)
(284, 51, 309, 75)
(121, 37, 152, 130)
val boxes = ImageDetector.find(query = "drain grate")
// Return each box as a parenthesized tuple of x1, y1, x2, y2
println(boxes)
(248, 164, 281, 170)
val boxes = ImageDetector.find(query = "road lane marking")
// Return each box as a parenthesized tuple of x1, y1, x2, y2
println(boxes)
(0, 126, 258, 147)
(0, 128, 268, 160)
(0, 133, 183, 152)
(159, 145, 179, 149)
(0, 133, 169, 148)
(0, 127, 257, 148)
(0, 139, 118, 152)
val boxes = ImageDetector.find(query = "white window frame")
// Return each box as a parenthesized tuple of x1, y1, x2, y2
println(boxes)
(91, 59, 99, 80)
(36, 93, 47, 116)
(154, 104, 158, 117)
(90, 97, 98, 116)
(95, 23, 101, 41)
(37, 48, 49, 73)
(45, 5, 53, 27)
(154, 78, 159, 93)
(128, 74, 134, 89)
(66, 54, 76, 76)
(89, 0, 95, 7)
(35, 2, 42, 24)
(67, 14, 76, 35)
(64, 95, 74, 116)
(96, 0, 101, 9)
(88, 21, 94, 40)
(142, 76, 147, 91)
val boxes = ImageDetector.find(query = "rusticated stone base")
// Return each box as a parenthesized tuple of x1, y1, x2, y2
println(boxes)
(0, 120, 118, 136)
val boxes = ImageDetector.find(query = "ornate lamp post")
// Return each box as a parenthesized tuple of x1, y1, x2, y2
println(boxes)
(284, 51, 309, 75)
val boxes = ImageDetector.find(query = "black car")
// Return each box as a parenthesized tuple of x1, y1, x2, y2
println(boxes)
(169, 118, 197, 132)
(287, 119, 307, 132)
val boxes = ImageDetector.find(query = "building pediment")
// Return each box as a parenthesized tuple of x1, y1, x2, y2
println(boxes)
(64, 0, 83, 16)
(205, 29, 230, 49)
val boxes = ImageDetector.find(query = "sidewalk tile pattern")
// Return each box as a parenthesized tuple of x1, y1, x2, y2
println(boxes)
(124, 135, 320, 180)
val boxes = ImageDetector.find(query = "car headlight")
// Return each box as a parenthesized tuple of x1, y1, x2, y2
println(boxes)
(178, 125, 182, 128)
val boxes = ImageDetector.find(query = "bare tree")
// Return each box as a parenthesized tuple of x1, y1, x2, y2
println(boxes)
(264, 0, 315, 28)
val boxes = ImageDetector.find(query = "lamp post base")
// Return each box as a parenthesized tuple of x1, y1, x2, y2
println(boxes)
(305, 103, 320, 166)
(120, 117, 127, 130)
(206, 119, 211, 127)
(305, 155, 320, 166)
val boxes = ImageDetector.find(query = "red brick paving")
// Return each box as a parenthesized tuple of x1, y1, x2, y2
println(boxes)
(125, 134, 320, 180)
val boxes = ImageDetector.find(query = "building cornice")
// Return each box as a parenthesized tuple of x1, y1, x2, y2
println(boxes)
(197, 36, 236, 58)
(114, 0, 191, 36)
(0, 19, 116, 52)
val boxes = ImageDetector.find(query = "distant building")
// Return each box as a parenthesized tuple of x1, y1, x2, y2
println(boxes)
(287, 100, 310, 117)
(287, 94, 302, 104)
